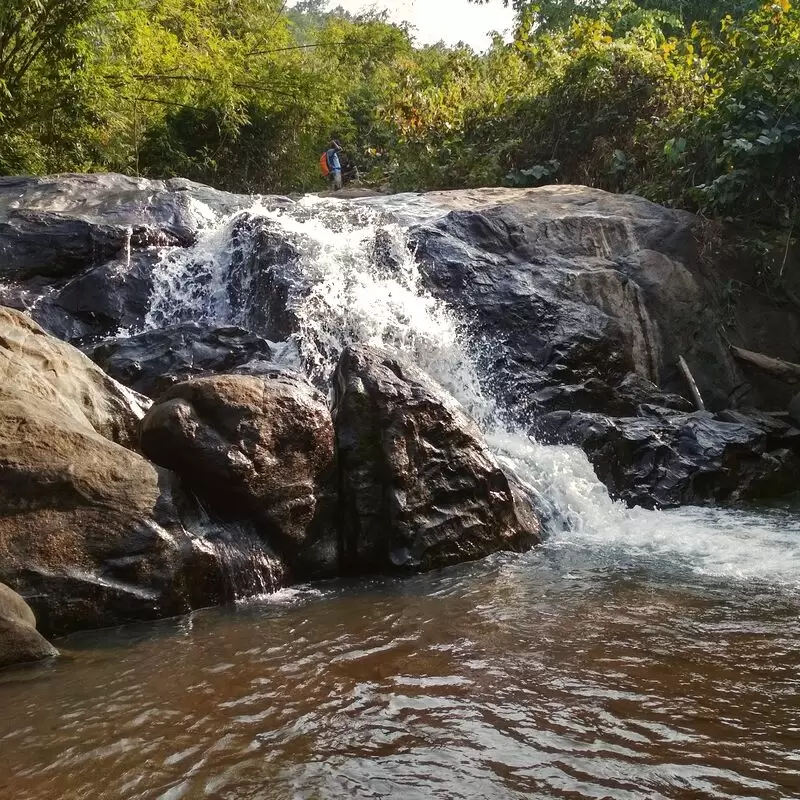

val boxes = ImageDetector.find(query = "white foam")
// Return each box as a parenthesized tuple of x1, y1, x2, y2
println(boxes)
(491, 428, 800, 587)
(142, 196, 800, 590)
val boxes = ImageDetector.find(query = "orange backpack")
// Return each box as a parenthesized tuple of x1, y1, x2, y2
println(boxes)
(319, 152, 330, 177)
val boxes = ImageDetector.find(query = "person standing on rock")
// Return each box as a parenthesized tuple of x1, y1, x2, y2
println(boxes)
(323, 140, 343, 191)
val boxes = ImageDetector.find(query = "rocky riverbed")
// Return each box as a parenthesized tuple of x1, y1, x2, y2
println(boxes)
(1, 173, 798, 665)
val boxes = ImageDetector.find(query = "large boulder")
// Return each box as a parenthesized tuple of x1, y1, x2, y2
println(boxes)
(412, 186, 741, 418)
(0, 173, 259, 281)
(537, 407, 800, 508)
(0, 392, 230, 635)
(89, 323, 274, 398)
(30, 251, 160, 344)
(0, 582, 58, 668)
(0, 306, 282, 636)
(0, 305, 148, 450)
(140, 370, 338, 578)
(333, 345, 541, 572)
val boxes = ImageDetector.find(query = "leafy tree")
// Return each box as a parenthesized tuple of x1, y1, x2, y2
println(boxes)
(471, 0, 762, 31)
(0, 0, 95, 116)
(670, 0, 800, 224)
(0, 0, 103, 172)
(0, 0, 796, 258)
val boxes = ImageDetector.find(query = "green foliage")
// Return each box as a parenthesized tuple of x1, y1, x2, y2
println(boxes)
(465, 0, 798, 233)
(0, 0, 797, 249)
(677, 2, 800, 224)
(473, 0, 763, 32)
(473, 13, 677, 190)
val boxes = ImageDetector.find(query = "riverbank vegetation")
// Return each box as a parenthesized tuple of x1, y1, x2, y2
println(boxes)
(1, 1, 797, 238)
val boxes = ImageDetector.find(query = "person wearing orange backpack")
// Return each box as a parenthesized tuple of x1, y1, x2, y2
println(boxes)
(320, 140, 343, 191)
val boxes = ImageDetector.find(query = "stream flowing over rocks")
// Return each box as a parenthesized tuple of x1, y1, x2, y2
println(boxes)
(1, 173, 799, 663)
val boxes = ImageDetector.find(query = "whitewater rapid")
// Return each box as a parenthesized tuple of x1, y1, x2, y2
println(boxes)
(139, 195, 800, 590)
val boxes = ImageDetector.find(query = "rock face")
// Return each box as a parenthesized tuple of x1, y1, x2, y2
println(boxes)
(140, 370, 339, 578)
(411, 186, 741, 418)
(537, 408, 800, 508)
(0, 307, 281, 636)
(0, 305, 148, 450)
(333, 345, 541, 572)
(0, 174, 293, 344)
(1, 173, 798, 602)
(28, 251, 160, 344)
(90, 323, 274, 398)
(0, 173, 256, 282)
(405, 187, 800, 505)
(0, 582, 58, 668)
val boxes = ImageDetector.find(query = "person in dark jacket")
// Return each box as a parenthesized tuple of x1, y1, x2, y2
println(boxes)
(326, 140, 343, 190)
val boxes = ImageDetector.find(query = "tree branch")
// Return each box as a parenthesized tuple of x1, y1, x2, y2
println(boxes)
(731, 345, 800, 384)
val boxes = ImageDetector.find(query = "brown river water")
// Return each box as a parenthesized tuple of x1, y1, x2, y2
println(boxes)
(2, 509, 799, 800)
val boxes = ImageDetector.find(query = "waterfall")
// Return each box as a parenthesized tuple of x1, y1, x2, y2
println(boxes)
(202, 534, 287, 601)
(188, 507, 288, 602)
(142, 195, 800, 589)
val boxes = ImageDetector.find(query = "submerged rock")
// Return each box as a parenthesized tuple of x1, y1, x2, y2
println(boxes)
(0, 582, 58, 668)
(333, 345, 541, 572)
(537, 407, 800, 508)
(90, 323, 274, 398)
(140, 370, 339, 578)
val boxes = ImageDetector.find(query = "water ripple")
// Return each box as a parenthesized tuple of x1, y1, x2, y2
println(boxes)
(1, 547, 798, 799)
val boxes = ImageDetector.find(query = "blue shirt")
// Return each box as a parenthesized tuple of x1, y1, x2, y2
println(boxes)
(326, 149, 341, 172)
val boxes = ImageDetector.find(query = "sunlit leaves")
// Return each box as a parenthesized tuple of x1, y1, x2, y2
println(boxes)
(0, 0, 797, 235)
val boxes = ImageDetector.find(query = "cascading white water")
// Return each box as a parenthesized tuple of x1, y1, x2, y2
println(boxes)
(142, 195, 800, 589)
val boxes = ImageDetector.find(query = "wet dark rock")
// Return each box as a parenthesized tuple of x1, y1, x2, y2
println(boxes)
(0, 276, 57, 313)
(225, 213, 306, 341)
(27, 250, 160, 344)
(411, 187, 740, 418)
(89, 323, 274, 398)
(789, 393, 800, 428)
(0, 174, 295, 338)
(0, 210, 133, 281)
(0, 582, 58, 668)
(0, 179, 182, 282)
(140, 371, 339, 579)
(0, 173, 275, 282)
(230, 360, 292, 378)
(616, 372, 694, 414)
(0, 174, 300, 348)
(537, 407, 800, 508)
(333, 345, 541, 573)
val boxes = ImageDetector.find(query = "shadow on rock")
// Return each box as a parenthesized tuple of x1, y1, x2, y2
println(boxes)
(90, 323, 274, 398)
(333, 345, 541, 572)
